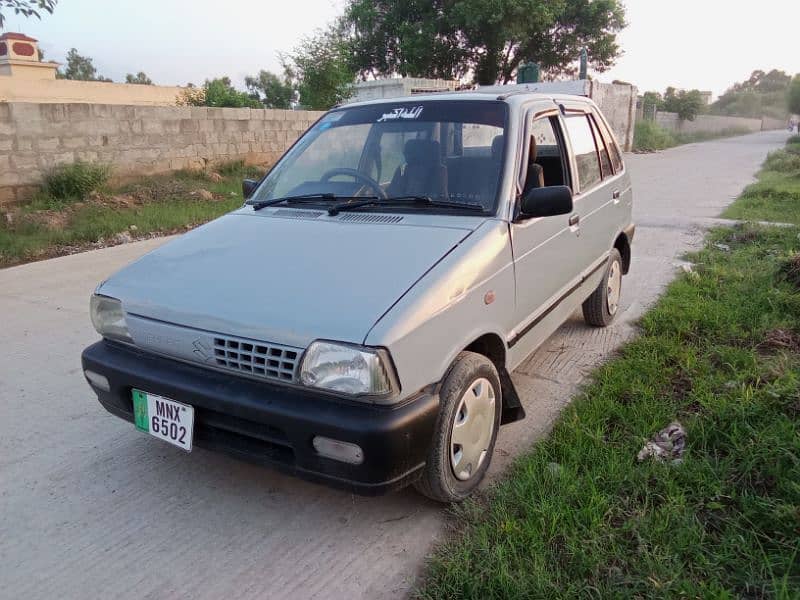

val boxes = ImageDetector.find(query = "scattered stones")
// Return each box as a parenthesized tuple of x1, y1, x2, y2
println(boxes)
(112, 231, 133, 244)
(129, 225, 138, 232)
(713, 243, 731, 252)
(3, 211, 13, 226)
(637, 421, 686, 465)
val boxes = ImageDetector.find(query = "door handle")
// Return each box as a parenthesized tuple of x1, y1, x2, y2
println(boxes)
(568, 214, 580, 227)
(612, 189, 621, 201)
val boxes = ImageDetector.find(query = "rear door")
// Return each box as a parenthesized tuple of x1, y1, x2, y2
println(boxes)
(561, 109, 617, 272)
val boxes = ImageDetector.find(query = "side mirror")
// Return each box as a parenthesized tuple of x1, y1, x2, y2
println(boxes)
(519, 185, 573, 219)
(242, 179, 259, 200)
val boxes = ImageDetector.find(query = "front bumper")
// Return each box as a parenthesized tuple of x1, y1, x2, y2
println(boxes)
(81, 341, 440, 495)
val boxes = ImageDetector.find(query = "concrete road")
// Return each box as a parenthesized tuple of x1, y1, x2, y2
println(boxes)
(0, 130, 788, 599)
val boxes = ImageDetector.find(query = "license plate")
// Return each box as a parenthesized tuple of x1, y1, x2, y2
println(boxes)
(132, 389, 194, 452)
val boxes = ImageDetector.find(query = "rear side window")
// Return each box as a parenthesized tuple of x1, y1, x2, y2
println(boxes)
(593, 114, 624, 173)
(588, 115, 613, 178)
(564, 114, 601, 191)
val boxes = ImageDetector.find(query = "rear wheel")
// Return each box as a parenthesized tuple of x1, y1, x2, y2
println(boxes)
(414, 352, 502, 503)
(582, 248, 623, 327)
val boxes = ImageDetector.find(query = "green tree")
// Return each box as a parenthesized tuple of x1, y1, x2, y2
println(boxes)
(661, 88, 705, 121)
(0, 0, 56, 29)
(58, 48, 112, 82)
(245, 70, 294, 109)
(343, 0, 626, 85)
(198, 77, 261, 108)
(285, 26, 354, 110)
(789, 75, 800, 115)
(711, 69, 792, 120)
(125, 71, 153, 85)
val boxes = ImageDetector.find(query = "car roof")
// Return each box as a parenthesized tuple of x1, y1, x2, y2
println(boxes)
(341, 88, 595, 111)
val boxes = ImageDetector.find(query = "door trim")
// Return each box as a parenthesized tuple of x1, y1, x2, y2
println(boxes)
(507, 255, 608, 348)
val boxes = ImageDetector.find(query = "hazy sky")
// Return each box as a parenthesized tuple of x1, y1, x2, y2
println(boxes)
(6, 0, 798, 98)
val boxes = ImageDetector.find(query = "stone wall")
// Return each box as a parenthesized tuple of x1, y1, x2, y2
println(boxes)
(654, 112, 764, 134)
(0, 78, 185, 106)
(0, 102, 325, 206)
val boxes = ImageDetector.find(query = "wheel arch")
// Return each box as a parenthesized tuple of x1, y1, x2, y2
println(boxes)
(463, 333, 525, 425)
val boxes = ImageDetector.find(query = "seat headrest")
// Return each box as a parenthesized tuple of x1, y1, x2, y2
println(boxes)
(529, 136, 538, 163)
(404, 139, 440, 166)
(491, 135, 505, 161)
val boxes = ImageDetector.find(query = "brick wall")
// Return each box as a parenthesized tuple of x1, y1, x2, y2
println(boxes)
(0, 102, 325, 207)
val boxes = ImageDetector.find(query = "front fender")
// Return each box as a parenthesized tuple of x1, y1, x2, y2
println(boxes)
(364, 220, 517, 404)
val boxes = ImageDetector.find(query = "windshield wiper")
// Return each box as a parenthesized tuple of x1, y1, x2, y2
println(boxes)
(327, 196, 487, 216)
(247, 193, 378, 211)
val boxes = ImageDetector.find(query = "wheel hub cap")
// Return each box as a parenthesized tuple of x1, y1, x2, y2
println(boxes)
(607, 259, 622, 315)
(450, 378, 496, 481)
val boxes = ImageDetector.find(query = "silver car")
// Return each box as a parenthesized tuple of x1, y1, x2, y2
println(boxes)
(82, 91, 634, 502)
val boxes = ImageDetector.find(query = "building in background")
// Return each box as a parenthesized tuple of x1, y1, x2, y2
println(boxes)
(347, 78, 459, 104)
(0, 32, 182, 106)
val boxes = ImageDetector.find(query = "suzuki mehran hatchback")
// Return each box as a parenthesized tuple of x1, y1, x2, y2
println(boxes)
(82, 91, 634, 502)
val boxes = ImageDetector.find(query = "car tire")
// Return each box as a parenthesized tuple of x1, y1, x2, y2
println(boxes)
(582, 248, 623, 328)
(414, 351, 502, 503)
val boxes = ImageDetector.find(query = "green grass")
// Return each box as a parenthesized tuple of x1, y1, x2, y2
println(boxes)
(723, 140, 800, 225)
(0, 164, 259, 268)
(418, 159, 800, 597)
(633, 120, 752, 152)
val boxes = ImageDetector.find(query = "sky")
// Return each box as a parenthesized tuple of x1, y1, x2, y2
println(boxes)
(5, 0, 799, 99)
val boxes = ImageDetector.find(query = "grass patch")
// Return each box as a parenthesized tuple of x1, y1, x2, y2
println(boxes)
(418, 153, 800, 597)
(0, 161, 264, 268)
(419, 224, 800, 599)
(723, 139, 800, 225)
(44, 161, 111, 204)
(633, 120, 752, 152)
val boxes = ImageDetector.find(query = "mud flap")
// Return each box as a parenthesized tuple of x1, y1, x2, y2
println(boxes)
(499, 367, 525, 424)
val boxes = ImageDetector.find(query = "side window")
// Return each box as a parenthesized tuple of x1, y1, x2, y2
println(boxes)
(524, 116, 566, 189)
(564, 114, 602, 191)
(593, 114, 624, 173)
(588, 115, 613, 178)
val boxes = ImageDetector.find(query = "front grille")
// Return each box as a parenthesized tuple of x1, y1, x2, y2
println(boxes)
(212, 335, 300, 382)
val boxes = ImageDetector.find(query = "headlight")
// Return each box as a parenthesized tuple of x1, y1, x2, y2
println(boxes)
(299, 341, 397, 399)
(90, 294, 133, 343)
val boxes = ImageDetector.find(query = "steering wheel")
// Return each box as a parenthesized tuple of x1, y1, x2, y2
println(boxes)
(320, 168, 387, 199)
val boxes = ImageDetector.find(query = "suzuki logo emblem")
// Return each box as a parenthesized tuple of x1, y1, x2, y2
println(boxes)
(192, 339, 213, 362)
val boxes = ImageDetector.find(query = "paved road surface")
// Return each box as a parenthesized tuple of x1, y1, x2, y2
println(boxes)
(0, 131, 788, 599)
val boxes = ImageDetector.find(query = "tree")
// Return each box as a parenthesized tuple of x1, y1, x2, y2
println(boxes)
(285, 26, 354, 110)
(661, 88, 705, 121)
(0, 0, 56, 29)
(125, 71, 153, 85)
(58, 48, 112, 82)
(711, 69, 792, 120)
(343, 0, 626, 85)
(178, 77, 261, 108)
(245, 70, 294, 109)
(789, 75, 800, 116)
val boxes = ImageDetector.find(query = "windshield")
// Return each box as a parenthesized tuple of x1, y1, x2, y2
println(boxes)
(251, 100, 508, 213)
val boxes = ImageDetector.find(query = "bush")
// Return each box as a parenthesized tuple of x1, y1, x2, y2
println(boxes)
(762, 149, 800, 175)
(44, 161, 111, 201)
(787, 135, 800, 145)
(633, 120, 677, 152)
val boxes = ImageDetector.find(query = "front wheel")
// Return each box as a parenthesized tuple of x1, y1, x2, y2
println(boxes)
(414, 352, 502, 503)
(582, 248, 623, 327)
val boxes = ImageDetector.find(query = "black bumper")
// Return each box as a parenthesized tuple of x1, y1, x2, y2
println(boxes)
(81, 341, 440, 495)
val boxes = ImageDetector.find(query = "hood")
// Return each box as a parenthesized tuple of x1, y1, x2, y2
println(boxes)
(99, 211, 479, 348)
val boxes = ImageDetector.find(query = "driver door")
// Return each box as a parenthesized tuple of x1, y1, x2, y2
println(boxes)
(508, 111, 580, 358)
